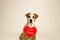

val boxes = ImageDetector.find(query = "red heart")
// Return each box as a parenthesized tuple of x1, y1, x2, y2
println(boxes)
(23, 25, 37, 38)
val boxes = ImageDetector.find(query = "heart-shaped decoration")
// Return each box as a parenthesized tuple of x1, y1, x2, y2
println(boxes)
(23, 25, 37, 38)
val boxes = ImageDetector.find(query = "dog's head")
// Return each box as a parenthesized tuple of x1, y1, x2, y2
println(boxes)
(25, 13, 38, 24)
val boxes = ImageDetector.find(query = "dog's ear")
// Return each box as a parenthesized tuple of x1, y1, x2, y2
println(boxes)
(34, 13, 38, 19)
(25, 13, 30, 17)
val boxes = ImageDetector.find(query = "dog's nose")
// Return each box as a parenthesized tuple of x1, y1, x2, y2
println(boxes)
(30, 19, 32, 23)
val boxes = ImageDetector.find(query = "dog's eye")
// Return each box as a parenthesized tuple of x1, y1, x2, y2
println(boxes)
(33, 16, 35, 18)
(27, 16, 30, 18)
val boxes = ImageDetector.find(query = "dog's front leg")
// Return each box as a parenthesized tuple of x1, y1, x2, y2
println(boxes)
(19, 33, 23, 40)
(31, 35, 36, 40)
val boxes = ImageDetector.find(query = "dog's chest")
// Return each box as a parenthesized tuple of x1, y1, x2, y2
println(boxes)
(27, 38, 31, 40)
(23, 34, 33, 40)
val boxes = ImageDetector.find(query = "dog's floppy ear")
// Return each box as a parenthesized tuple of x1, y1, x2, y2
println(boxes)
(34, 13, 38, 19)
(25, 13, 30, 17)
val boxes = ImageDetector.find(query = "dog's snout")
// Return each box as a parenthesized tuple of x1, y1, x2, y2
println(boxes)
(30, 19, 32, 21)
(30, 19, 32, 23)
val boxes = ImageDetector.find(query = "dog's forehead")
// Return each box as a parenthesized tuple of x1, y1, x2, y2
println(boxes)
(30, 13, 34, 16)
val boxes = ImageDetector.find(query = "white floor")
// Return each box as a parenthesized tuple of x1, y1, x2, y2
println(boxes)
(0, 33, 19, 40)
(0, 33, 60, 40)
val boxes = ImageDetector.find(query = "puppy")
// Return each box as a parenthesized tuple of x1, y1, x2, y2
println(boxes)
(19, 13, 38, 40)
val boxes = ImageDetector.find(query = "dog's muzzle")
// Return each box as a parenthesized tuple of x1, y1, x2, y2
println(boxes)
(30, 19, 32, 23)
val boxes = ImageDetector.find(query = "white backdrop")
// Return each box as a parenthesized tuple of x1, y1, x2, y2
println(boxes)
(0, 0, 60, 40)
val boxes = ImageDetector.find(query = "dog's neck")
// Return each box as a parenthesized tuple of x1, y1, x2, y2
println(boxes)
(26, 23, 35, 27)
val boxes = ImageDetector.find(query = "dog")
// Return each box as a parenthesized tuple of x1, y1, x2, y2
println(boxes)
(19, 13, 38, 40)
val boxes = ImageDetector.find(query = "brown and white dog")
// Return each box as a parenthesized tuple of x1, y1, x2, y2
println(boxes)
(19, 13, 38, 40)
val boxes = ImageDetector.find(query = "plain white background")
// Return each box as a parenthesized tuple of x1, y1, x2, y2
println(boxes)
(0, 0, 60, 40)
